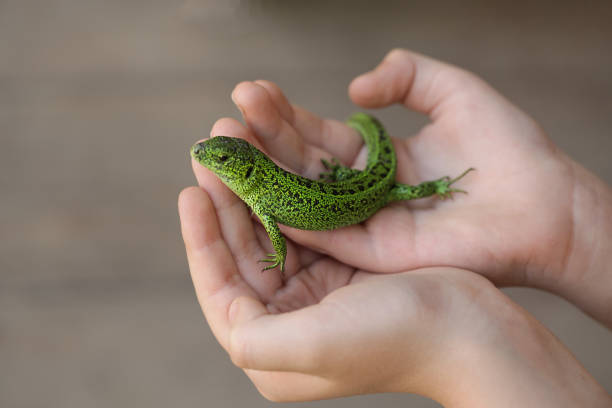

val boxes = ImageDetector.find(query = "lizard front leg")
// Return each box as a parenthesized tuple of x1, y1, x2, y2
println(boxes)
(319, 158, 362, 182)
(257, 212, 287, 274)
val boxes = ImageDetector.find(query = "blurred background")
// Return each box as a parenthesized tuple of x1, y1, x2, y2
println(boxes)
(1, 1, 611, 407)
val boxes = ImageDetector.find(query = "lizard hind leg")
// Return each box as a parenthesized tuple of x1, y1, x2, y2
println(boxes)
(319, 158, 362, 182)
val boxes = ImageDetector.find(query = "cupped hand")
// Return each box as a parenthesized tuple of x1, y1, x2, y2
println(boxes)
(227, 49, 579, 292)
(178, 187, 610, 405)
(180, 148, 486, 400)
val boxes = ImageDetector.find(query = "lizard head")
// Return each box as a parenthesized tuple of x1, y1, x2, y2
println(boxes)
(190, 136, 261, 196)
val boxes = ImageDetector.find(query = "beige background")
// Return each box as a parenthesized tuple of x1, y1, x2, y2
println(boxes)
(1, 1, 611, 407)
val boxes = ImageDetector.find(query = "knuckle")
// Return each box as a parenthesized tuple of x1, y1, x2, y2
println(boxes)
(441, 66, 489, 94)
(446, 67, 477, 84)
(386, 47, 409, 60)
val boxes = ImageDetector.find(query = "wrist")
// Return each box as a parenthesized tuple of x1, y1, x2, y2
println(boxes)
(551, 156, 612, 327)
(427, 290, 611, 407)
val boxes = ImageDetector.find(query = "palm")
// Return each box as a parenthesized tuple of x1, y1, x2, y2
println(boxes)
(248, 241, 379, 313)
(363, 101, 574, 284)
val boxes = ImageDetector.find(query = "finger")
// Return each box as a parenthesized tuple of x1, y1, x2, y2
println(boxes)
(253, 80, 363, 162)
(232, 81, 361, 177)
(280, 223, 378, 270)
(228, 298, 342, 373)
(178, 187, 262, 349)
(293, 105, 364, 164)
(253, 79, 295, 123)
(193, 120, 284, 297)
(349, 48, 501, 120)
(279, 205, 416, 274)
(232, 81, 330, 178)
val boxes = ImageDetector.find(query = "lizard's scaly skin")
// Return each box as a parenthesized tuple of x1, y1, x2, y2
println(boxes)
(190, 113, 473, 273)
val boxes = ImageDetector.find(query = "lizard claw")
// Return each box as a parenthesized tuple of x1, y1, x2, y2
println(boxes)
(258, 253, 285, 273)
(434, 168, 475, 199)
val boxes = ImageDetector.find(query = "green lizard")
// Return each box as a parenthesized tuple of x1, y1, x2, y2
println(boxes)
(190, 112, 473, 273)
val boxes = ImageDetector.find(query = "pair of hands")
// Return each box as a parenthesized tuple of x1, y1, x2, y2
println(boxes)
(179, 49, 612, 406)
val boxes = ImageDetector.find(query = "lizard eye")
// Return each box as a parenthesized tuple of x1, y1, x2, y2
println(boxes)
(219, 155, 229, 162)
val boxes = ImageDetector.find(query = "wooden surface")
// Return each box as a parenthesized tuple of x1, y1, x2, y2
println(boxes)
(1, 1, 611, 407)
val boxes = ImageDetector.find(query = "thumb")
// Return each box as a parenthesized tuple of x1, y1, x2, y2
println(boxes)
(228, 302, 339, 373)
(349, 48, 499, 119)
(228, 296, 268, 328)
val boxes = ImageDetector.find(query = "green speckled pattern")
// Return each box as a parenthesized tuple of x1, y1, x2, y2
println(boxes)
(190, 113, 473, 272)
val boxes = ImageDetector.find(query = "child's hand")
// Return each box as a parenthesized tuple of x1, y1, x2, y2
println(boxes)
(179, 189, 611, 405)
